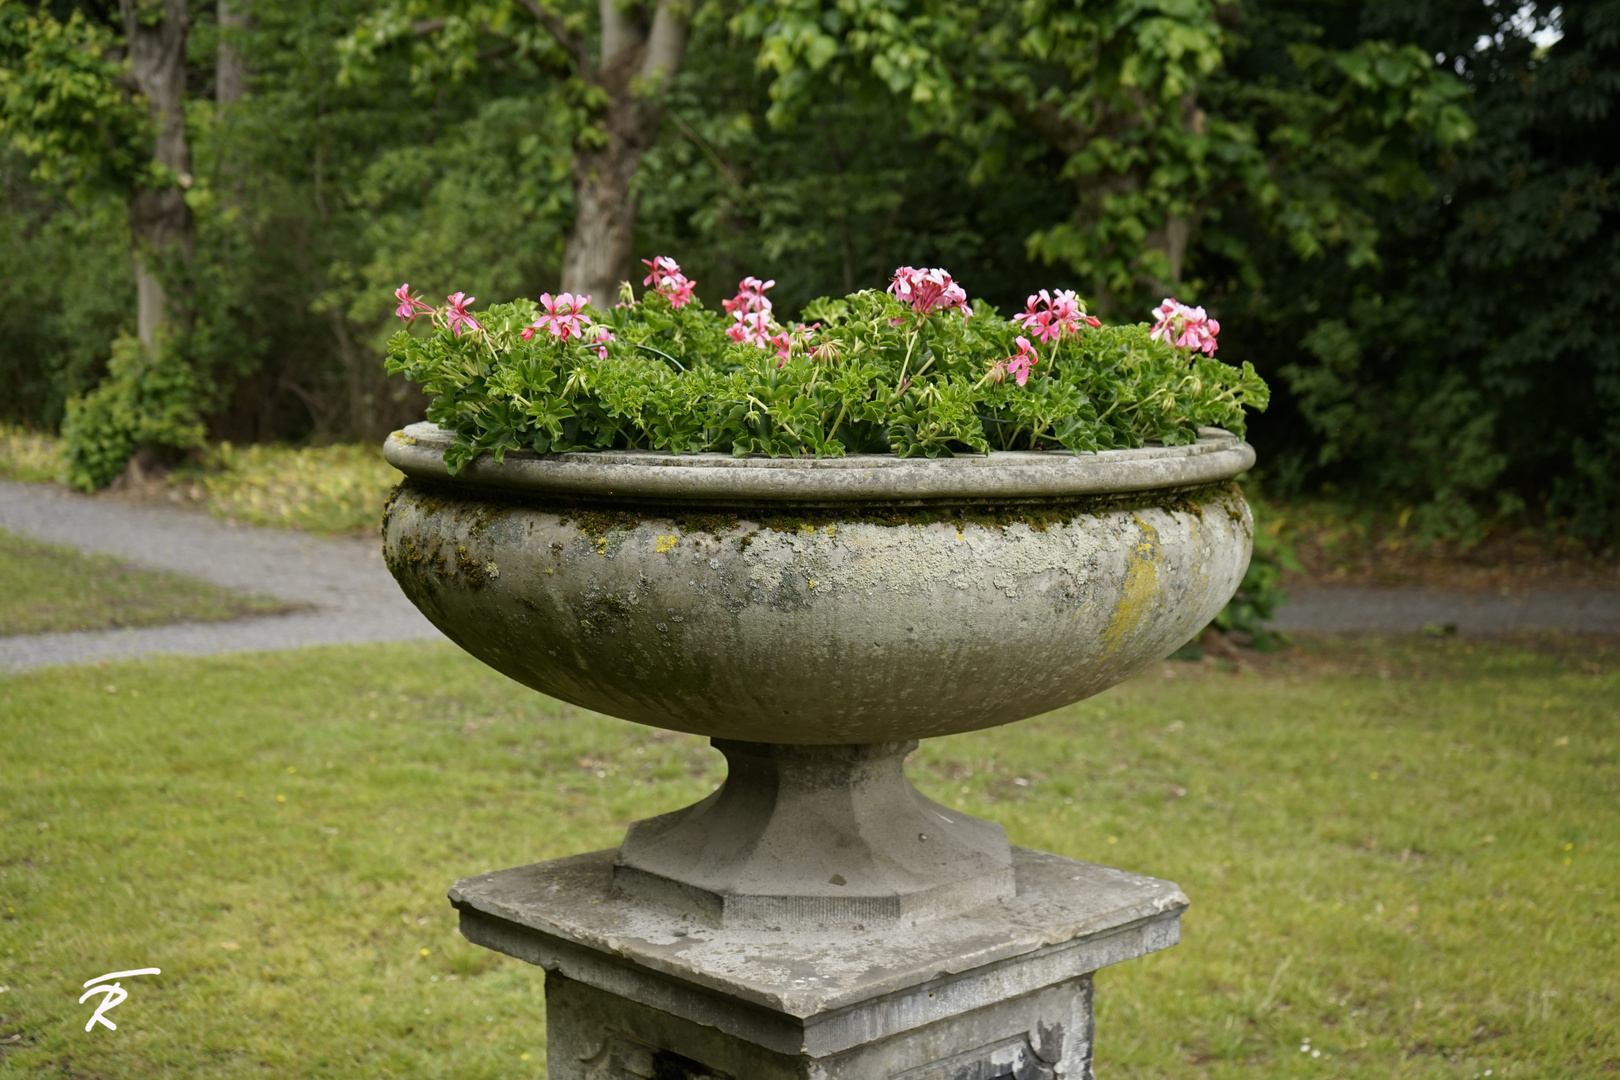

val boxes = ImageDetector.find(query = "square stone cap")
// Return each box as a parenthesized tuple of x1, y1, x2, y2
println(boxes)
(450, 846, 1187, 1019)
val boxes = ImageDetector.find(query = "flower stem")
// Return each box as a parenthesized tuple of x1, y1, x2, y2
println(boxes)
(895, 328, 919, 391)
(636, 343, 685, 371)
(828, 400, 850, 443)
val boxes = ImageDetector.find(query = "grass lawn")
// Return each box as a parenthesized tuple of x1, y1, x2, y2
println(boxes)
(0, 637, 1614, 1078)
(0, 528, 289, 636)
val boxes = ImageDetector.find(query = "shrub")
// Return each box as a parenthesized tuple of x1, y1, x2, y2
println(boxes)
(61, 332, 208, 490)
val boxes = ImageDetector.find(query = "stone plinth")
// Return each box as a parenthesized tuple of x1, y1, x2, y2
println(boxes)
(451, 848, 1187, 1079)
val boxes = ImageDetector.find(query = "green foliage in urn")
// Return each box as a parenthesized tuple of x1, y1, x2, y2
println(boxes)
(385, 262, 1267, 471)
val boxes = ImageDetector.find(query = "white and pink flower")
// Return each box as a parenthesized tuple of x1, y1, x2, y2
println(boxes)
(726, 309, 776, 348)
(723, 276, 775, 318)
(1013, 289, 1100, 344)
(1149, 298, 1219, 356)
(521, 292, 592, 342)
(642, 255, 697, 309)
(887, 266, 972, 317)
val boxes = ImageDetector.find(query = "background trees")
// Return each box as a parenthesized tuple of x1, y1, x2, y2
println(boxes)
(0, 0, 1610, 542)
(1245, 0, 1620, 543)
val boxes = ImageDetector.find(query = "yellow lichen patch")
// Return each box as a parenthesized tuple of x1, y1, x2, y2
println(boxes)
(1101, 515, 1162, 656)
(655, 535, 680, 554)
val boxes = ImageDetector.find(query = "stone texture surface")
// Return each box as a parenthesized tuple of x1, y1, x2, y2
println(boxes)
(381, 480, 1251, 744)
(614, 740, 1015, 928)
(454, 847, 1179, 1077)
(451, 847, 1185, 1052)
(544, 970, 1094, 1079)
(385, 423, 1255, 506)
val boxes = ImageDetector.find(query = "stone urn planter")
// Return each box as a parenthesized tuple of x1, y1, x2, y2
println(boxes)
(381, 421, 1254, 1079)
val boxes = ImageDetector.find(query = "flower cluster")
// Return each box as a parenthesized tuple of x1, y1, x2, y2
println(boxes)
(984, 289, 1105, 387)
(723, 275, 774, 317)
(393, 284, 434, 323)
(1149, 298, 1220, 356)
(887, 266, 972, 317)
(1012, 289, 1100, 344)
(1003, 336, 1040, 386)
(723, 276, 777, 348)
(642, 256, 697, 309)
(522, 292, 613, 357)
(386, 257, 1270, 466)
(394, 285, 485, 338)
(721, 275, 816, 364)
(522, 292, 589, 340)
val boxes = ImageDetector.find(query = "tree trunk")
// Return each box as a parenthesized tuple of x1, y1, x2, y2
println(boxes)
(121, 0, 195, 350)
(216, 0, 248, 105)
(1138, 96, 1206, 296)
(558, 0, 690, 303)
(562, 115, 654, 305)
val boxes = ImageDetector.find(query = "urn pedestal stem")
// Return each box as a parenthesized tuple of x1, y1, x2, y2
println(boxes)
(614, 740, 1015, 929)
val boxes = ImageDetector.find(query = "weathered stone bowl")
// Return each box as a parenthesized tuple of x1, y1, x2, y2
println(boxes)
(382, 421, 1254, 926)
(382, 422, 1253, 744)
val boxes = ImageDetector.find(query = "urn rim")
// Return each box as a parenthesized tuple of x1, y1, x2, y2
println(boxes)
(384, 422, 1254, 507)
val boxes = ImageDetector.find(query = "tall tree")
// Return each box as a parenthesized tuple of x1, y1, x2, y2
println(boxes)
(120, 0, 194, 348)
(0, 2, 195, 349)
(735, 0, 1473, 314)
(216, 0, 247, 105)
(343, 0, 693, 304)
(554, 0, 689, 302)
(1237, 0, 1620, 541)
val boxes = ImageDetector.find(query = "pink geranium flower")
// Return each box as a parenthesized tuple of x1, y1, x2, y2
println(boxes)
(659, 271, 697, 309)
(1004, 336, 1039, 386)
(641, 256, 697, 309)
(726, 310, 775, 348)
(641, 256, 681, 288)
(393, 284, 434, 323)
(591, 325, 613, 359)
(1012, 289, 1101, 343)
(444, 292, 482, 337)
(723, 276, 775, 317)
(887, 266, 972, 317)
(521, 292, 591, 342)
(1149, 298, 1219, 356)
(769, 322, 817, 366)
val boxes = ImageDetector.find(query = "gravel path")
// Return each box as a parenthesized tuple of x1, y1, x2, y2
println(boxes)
(4, 478, 1616, 672)
(1273, 585, 1620, 636)
(0, 480, 441, 671)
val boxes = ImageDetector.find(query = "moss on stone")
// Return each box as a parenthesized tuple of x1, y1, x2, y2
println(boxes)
(395, 477, 1241, 539)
